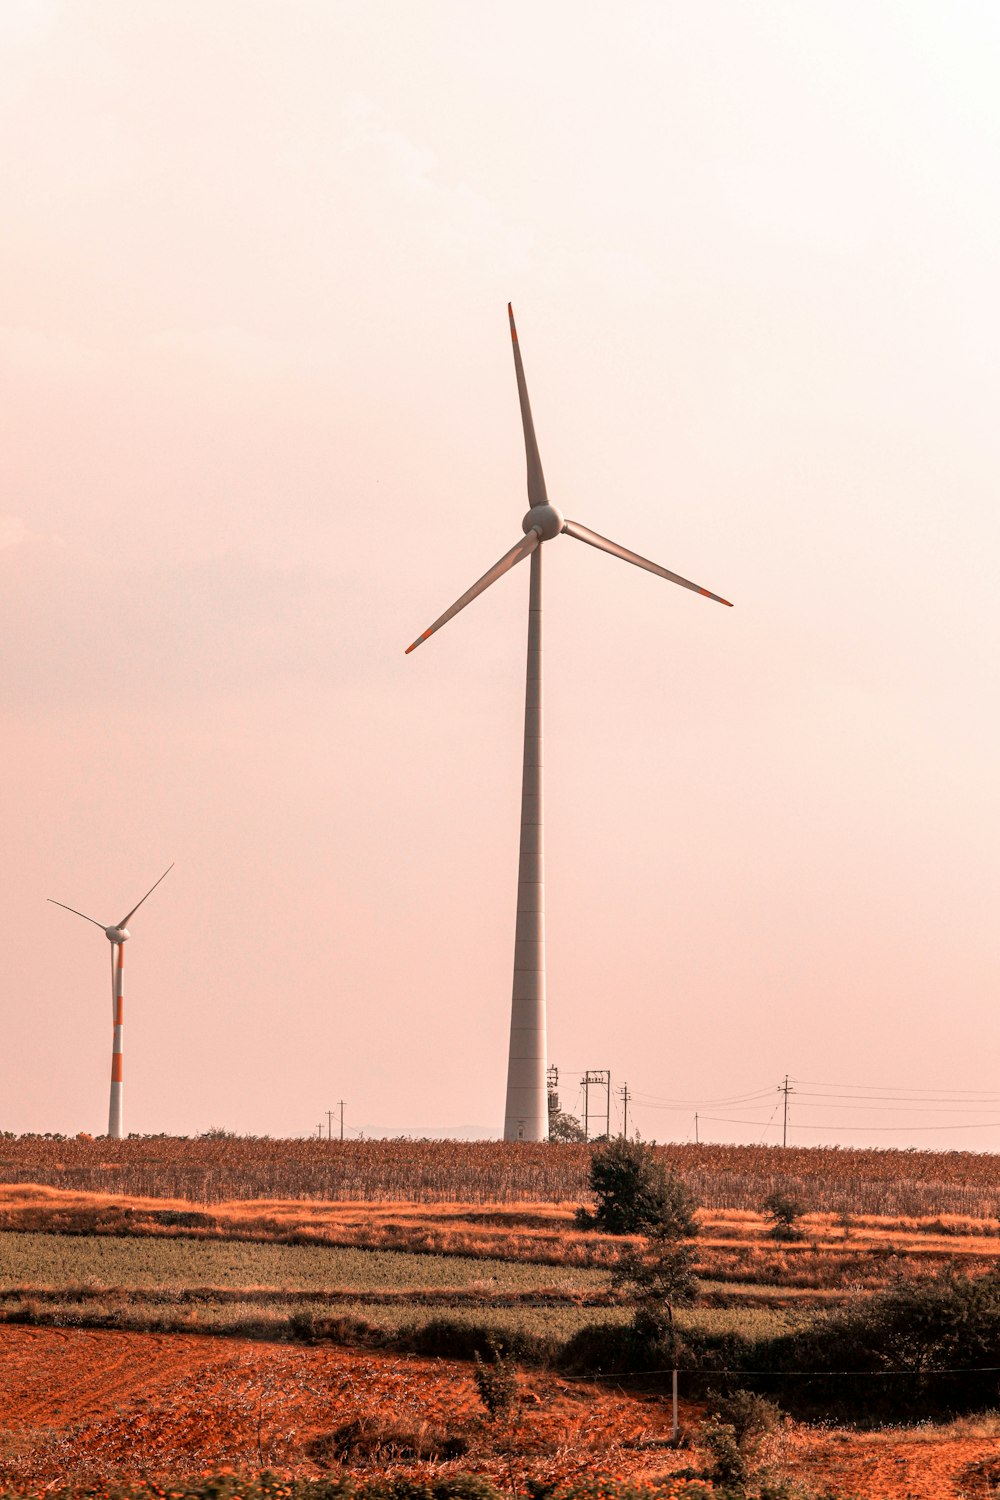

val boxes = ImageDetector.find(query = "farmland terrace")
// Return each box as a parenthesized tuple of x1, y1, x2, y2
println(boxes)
(2, 1189, 1000, 1331)
(4, 1161, 1000, 1497)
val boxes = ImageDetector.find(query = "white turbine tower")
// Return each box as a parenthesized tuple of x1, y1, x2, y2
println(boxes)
(48, 864, 174, 1139)
(406, 306, 732, 1142)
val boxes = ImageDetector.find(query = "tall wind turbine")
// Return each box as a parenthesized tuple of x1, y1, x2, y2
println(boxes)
(406, 306, 732, 1142)
(48, 864, 174, 1139)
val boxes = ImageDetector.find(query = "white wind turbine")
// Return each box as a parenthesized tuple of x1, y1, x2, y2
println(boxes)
(48, 864, 174, 1139)
(406, 306, 732, 1142)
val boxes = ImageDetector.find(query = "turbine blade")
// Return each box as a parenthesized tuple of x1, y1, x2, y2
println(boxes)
(405, 531, 539, 654)
(508, 304, 548, 508)
(47, 899, 107, 930)
(562, 519, 733, 607)
(118, 862, 174, 927)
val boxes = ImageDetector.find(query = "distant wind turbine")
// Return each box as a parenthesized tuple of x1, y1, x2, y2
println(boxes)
(48, 864, 174, 1139)
(406, 305, 731, 1142)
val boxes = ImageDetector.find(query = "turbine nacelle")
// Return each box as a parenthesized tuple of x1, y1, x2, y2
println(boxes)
(523, 504, 564, 541)
(105, 925, 130, 944)
(403, 307, 732, 658)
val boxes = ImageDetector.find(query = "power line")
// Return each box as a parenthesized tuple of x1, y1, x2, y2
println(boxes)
(699, 1114, 1000, 1133)
(797, 1091, 1000, 1103)
(794, 1077, 1000, 1096)
(792, 1087, 1000, 1105)
(634, 1097, 778, 1114)
(757, 1100, 780, 1145)
(792, 1099, 1000, 1114)
(539, 1068, 1000, 1141)
(680, 1100, 1000, 1118)
(632, 1085, 777, 1108)
(567, 1361, 1000, 1382)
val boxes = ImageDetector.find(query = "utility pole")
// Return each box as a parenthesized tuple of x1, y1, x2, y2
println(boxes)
(316, 1123, 323, 1139)
(619, 1082, 630, 1138)
(325, 1110, 334, 1141)
(779, 1075, 794, 1147)
(582, 1070, 611, 1141)
(338, 1101, 345, 1140)
(694, 1112, 699, 1145)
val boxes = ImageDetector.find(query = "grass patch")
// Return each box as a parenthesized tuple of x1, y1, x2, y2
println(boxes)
(0, 1287, 801, 1356)
(0, 1232, 606, 1295)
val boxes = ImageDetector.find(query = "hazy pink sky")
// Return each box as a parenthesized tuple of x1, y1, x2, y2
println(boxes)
(3, 1, 999, 1147)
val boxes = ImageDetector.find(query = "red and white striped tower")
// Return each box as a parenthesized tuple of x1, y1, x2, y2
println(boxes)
(48, 864, 173, 1139)
(109, 940, 125, 1138)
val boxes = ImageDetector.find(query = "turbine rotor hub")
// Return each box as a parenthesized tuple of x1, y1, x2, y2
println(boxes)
(105, 926, 130, 944)
(522, 504, 564, 542)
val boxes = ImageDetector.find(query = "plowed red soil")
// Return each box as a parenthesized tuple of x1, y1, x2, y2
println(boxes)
(0, 1327, 677, 1488)
(3, 1326, 1000, 1497)
(779, 1422, 1000, 1499)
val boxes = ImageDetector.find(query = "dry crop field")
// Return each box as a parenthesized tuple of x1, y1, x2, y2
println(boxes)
(6, 1145, 1000, 1498)
(5, 1135, 1000, 1215)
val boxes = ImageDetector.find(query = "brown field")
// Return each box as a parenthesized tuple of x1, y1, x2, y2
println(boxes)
(0, 1325, 679, 1489)
(5, 1135, 1000, 1215)
(2, 1325, 1000, 1499)
(6, 1142, 1000, 1498)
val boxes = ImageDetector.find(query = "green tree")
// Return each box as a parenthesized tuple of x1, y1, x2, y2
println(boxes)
(576, 1137, 699, 1236)
(762, 1190, 805, 1241)
(547, 1091, 586, 1143)
(611, 1231, 698, 1354)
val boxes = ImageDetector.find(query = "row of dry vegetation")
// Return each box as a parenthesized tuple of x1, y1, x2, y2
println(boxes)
(3, 1186, 1000, 1303)
(5, 1136, 1000, 1215)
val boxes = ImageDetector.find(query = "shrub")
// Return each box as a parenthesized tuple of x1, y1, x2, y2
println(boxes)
(682, 1266, 1000, 1422)
(576, 1137, 699, 1236)
(700, 1390, 781, 1490)
(397, 1317, 554, 1365)
(473, 1341, 519, 1423)
(289, 1312, 385, 1346)
(708, 1389, 782, 1446)
(700, 1417, 752, 1488)
(307, 1417, 468, 1464)
(762, 1191, 805, 1241)
(559, 1319, 693, 1377)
